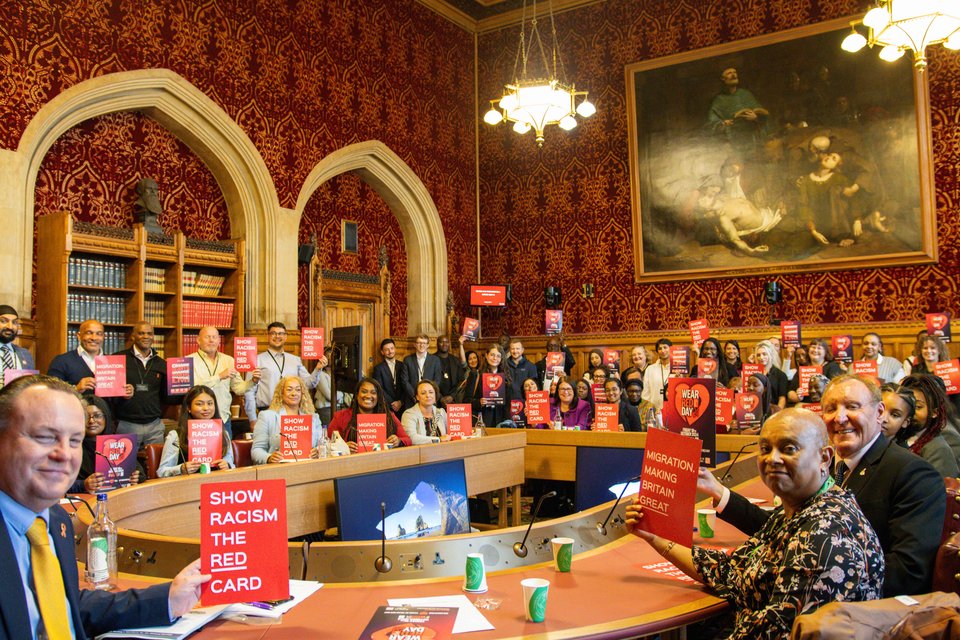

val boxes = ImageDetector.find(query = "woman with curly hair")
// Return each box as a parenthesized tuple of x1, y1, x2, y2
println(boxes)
(897, 374, 959, 478)
(252, 375, 324, 463)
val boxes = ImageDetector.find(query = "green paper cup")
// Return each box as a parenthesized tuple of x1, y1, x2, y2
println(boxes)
(697, 508, 716, 538)
(198, 462, 211, 474)
(551, 537, 574, 572)
(463, 553, 487, 592)
(521, 578, 550, 623)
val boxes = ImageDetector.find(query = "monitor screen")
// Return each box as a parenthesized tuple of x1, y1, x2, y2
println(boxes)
(575, 446, 645, 512)
(469, 285, 508, 307)
(334, 459, 471, 542)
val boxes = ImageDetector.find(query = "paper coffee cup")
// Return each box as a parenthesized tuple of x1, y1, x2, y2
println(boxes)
(198, 462, 211, 474)
(521, 578, 550, 623)
(230, 404, 240, 419)
(463, 553, 487, 592)
(551, 537, 574, 572)
(697, 508, 717, 538)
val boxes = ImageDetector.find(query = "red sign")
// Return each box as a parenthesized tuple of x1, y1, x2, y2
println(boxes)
(525, 390, 550, 425)
(3, 368, 38, 385)
(482, 373, 505, 406)
(201, 479, 289, 606)
(233, 337, 258, 373)
(446, 404, 473, 438)
(832, 335, 854, 363)
(781, 321, 802, 347)
(360, 606, 456, 640)
(469, 285, 507, 307)
(166, 357, 193, 395)
(94, 355, 126, 397)
(545, 309, 563, 335)
(279, 414, 312, 459)
(301, 327, 325, 359)
(95, 434, 138, 489)
(510, 399, 524, 421)
(356, 414, 387, 451)
(663, 378, 717, 467)
(735, 393, 762, 431)
(852, 360, 879, 380)
(669, 346, 690, 375)
(603, 348, 621, 372)
(545, 352, 564, 379)
(593, 403, 619, 432)
(688, 319, 709, 350)
(461, 317, 480, 341)
(188, 419, 224, 463)
(798, 365, 822, 397)
(741, 362, 763, 379)
(801, 402, 823, 416)
(935, 359, 960, 395)
(697, 358, 718, 377)
(637, 428, 701, 547)
(715, 387, 734, 427)
(927, 312, 952, 343)
(591, 382, 606, 404)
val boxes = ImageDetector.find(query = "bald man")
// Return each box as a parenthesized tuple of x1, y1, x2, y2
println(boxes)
(187, 326, 258, 435)
(47, 320, 105, 394)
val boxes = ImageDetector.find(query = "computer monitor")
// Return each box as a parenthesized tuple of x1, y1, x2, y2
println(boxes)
(334, 459, 471, 542)
(574, 446, 645, 512)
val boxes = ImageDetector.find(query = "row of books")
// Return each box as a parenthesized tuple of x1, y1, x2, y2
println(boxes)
(152, 334, 166, 359)
(182, 271, 226, 296)
(182, 300, 234, 327)
(67, 330, 126, 355)
(68, 257, 127, 288)
(67, 294, 126, 324)
(143, 300, 167, 326)
(182, 333, 199, 356)
(144, 266, 168, 292)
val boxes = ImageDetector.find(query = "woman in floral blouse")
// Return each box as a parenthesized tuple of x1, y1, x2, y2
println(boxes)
(626, 408, 883, 639)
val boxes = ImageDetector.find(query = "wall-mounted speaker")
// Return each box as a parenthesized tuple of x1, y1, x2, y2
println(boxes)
(298, 243, 316, 264)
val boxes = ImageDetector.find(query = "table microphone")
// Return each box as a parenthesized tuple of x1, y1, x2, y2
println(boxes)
(513, 490, 556, 558)
(279, 432, 300, 462)
(597, 474, 641, 536)
(720, 442, 757, 484)
(95, 450, 125, 489)
(62, 495, 96, 546)
(374, 502, 392, 573)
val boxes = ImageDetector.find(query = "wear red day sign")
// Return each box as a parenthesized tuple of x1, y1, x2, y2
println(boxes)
(233, 337, 258, 373)
(201, 479, 289, 606)
(445, 404, 473, 438)
(462, 317, 480, 341)
(356, 413, 387, 451)
(166, 357, 193, 395)
(735, 392, 762, 431)
(545, 351, 565, 379)
(715, 387, 734, 428)
(688, 319, 710, 350)
(525, 390, 550, 425)
(781, 321, 802, 347)
(593, 403, 619, 432)
(637, 427, 701, 547)
(279, 414, 312, 459)
(832, 335, 854, 363)
(95, 433, 139, 489)
(94, 355, 126, 397)
(603, 348, 621, 372)
(300, 327, 325, 359)
(510, 399, 524, 422)
(669, 346, 690, 375)
(741, 362, 763, 379)
(188, 419, 224, 463)
(926, 312, 952, 343)
(798, 365, 822, 397)
(482, 373, 505, 406)
(359, 606, 456, 640)
(935, 360, 960, 395)
(852, 360, 879, 380)
(545, 309, 563, 336)
(697, 358, 718, 377)
(663, 378, 717, 467)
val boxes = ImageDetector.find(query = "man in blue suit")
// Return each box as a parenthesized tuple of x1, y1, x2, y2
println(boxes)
(0, 306, 35, 388)
(400, 334, 443, 410)
(0, 375, 208, 639)
(47, 319, 105, 394)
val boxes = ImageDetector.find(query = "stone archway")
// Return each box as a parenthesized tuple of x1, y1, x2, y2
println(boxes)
(294, 141, 448, 335)
(2, 68, 282, 326)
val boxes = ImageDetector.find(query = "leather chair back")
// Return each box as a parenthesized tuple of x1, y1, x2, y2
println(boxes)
(232, 439, 253, 468)
(144, 443, 163, 479)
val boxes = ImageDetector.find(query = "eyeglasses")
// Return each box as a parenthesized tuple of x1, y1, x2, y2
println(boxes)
(87, 412, 105, 421)
(269, 331, 287, 337)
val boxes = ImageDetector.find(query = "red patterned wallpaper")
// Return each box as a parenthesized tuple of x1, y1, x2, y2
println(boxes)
(477, 0, 960, 336)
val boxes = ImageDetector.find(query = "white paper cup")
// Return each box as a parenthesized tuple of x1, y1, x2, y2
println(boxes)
(551, 537, 574, 572)
(463, 552, 487, 592)
(521, 578, 550, 622)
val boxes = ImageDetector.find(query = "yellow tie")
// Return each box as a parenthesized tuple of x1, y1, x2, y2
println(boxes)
(25, 517, 72, 640)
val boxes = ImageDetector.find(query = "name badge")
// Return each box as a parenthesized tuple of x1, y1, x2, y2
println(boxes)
(135, 384, 149, 392)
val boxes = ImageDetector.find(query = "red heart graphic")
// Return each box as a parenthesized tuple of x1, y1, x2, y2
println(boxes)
(486, 375, 502, 390)
(698, 358, 717, 376)
(931, 314, 948, 329)
(737, 393, 760, 413)
(673, 383, 710, 426)
(100, 437, 132, 465)
(511, 400, 523, 416)
(835, 336, 850, 351)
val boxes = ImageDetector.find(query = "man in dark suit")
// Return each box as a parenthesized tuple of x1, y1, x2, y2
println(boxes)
(699, 374, 945, 597)
(534, 335, 576, 383)
(400, 334, 442, 409)
(0, 306, 35, 387)
(0, 375, 208, 639)
(372, 338, 406, 418)
(47, 319, 104, 394)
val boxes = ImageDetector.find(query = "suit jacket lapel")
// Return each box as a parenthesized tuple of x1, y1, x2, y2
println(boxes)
(0, 510, 35, 639)
(845, 435, 888, 493)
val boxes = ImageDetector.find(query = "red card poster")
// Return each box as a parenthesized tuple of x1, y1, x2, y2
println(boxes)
(279, 414, 312, 459)
(301, 327, 325, 359)
(669, 346, 690, 376)
(637, 427, 701, 547)
(188, 419, 224, 463)
(852, 360, 879, 380)
(525, 390, 550, 424)
(359, 606, 456, 640)
(935, 360, 960, 395)
(482, 373, 505, 406)
(800, 402, 823, 416)
(201, 479, 289, 606)
(591, 382, 606, 404)
(688, 319, 709, 350)
(927, 312, 952, 343)
(741, 362, 763, 378)
(715, 387, 734, 427)
(603, 348, 621, 372)
(545, 352, 564, 379)
(735, 393, 762, 431)
(94, 433, 138, 489)
(446, 404, 473, 438)
(461, 317, 480, 341)
(233, 337, 258, 373)
(593, 403, 618, 432)
(94, 355, 126, 397)
(545, 310, 563, 335)
(166, 357, 193, 395)
(697, 358, 718, 377)
(663, 378, 717, 467)
(781, 321, 802, 347)
(798, 365, 822, 397)
(832, 335, 854, 363)
(356, 414, 387, 451)
(3, 368, 38, 385)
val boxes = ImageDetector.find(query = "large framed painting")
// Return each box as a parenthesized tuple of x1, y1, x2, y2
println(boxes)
(626, 17, 936, 283)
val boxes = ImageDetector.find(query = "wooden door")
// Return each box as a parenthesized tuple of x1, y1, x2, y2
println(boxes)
(321, 299, 376, 372)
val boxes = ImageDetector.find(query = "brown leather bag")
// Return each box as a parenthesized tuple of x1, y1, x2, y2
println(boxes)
(790, 592, 960, 640)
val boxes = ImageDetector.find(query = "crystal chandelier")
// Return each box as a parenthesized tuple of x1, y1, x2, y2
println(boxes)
(483, 0, 595, 147)
(840, 0, 960, 70)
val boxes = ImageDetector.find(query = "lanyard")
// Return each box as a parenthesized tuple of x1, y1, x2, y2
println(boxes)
(267, 351, 286, 375)
(200, 352, 220, 378)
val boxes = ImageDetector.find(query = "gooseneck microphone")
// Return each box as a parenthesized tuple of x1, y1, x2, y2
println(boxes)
(513, 490, 557, 558)
(374, 502, 393, 573)
(95, 450, 124, 488)
(597, 474, 641, 536)
(720, 441, 757, 484)
(278, 432, 300, 462)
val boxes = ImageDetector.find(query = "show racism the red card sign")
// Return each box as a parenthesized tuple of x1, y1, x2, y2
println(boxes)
(445, 404, 473, 438)
(95, 433, 139, 489)
(545, 309, 563, 335)
(359, 606, 457, 640)
(482, 373, 505, 406)
(94, 355, 126, 397)
(935, 360, 960, 395)
(279, 414, 312, 459)
(462, 317, 480, 341)
(663, 378, 716, 467)
(525, 390, 550, 425)
(166, 357, 193, 395)
(233, 337, 258, 373)
(741, 362, 763, 379)
(735, 393, 762, 431)
(188, 419, 224, 463)
(669, 346, 690, 375)
(300, 327, 325, 359)
(356, 414, 387, 451)
(798, 365, 822, 397)
(688, 319, 709, 350)
(927, 312, 952, 343)
(715, 387, 734, 428)
(603, 348, 621, 372)
(593, 403, 619, 432)
(201, 479, 288, 606)
(637, 427, 701, 547)
(832, 335, 854, 363)
(852, 360, 879, 380)
(781, 320, 802, 347)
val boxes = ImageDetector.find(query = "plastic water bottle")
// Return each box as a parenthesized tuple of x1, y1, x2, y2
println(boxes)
(318, 429, 329, 458)
(86, 493, 117, 590)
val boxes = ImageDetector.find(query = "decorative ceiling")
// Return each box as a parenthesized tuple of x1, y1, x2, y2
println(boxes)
(417, 0, 604, 32)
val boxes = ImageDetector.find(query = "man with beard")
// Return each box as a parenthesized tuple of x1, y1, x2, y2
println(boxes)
(0, 306, 34, 387)
(133, 178, 164, 235)
(433, 335, 463, 406)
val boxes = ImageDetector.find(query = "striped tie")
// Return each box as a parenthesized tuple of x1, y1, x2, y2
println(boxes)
(835, 461, 849, 486)
(25, 518, 71, 640)
(1, 345, 14, 372)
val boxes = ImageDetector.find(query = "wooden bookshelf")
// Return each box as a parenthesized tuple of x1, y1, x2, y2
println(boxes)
(36, 211, 245, 371)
